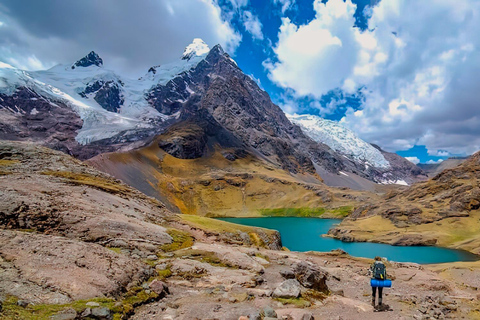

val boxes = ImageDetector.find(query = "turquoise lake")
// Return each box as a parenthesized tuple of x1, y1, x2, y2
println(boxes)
(218, 217, 479, 264)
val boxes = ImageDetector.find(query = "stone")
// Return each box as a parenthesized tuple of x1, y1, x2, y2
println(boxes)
(86, 301, 100, 307)
(81, 308, 92, 317)
(280, 269, 295, 279)
(249, 312, 261, 320)
(273, 279, 301, 299)
(302, 313, 315, 320)
(253, 275, 265, 285)
(263, 306, 277, 318)
(50, 308, 77, 320)
(147, 255, 158, 261)
(156, 263, 168, 270)
(264, 318, 278, 320)
(91, 307, 111, 318)
(239, 317, 249, 320)
(293, 261, 328, 292)
(17, 300, 28, 308)
(149, 279, 170, 296)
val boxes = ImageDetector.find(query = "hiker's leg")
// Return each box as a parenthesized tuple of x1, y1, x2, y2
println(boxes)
(372, 286, 376, 306)
(378, 287, 383, 305)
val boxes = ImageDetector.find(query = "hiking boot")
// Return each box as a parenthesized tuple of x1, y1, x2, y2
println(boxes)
(371, 298, 375, 307)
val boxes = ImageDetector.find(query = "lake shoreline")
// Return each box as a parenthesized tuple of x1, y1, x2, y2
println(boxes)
(218, 217, 479, 264)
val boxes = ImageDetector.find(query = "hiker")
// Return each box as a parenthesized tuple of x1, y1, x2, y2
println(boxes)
(370, 256, 387, 307)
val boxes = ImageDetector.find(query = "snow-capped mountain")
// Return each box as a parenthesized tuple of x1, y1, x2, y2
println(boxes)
(287, 114, 390, 168)
(0, 38, 427, 186)
(0, 39, 211, 145)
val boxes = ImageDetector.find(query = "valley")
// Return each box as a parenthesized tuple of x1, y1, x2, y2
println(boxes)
(0, 38, 479, 320)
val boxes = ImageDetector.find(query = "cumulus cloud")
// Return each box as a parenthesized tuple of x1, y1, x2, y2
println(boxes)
(0, 0, 241, 75)
(405, 157, 420, 165)
(426, 159, 444, 164)
(242, 11, 264, 40)
(267, 0, 480, 156)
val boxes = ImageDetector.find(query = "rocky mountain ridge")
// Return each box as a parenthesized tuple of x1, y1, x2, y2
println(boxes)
(0, 39, 426, 189)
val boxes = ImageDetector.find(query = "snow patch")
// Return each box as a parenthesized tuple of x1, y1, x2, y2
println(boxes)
(288, 113, 391, 169)
(339, 171, 349, 176)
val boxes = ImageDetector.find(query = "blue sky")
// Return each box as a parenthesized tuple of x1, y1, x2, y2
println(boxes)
(216, 0, 458, 163)
(1, 0, 479, 164)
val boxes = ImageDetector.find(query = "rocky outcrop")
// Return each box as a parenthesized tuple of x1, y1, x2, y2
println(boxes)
(80, 80, 124, 113)
(72, 51, 103, 69)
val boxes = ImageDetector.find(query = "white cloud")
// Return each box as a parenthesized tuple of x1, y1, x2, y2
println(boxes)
(242, 11, 264, 40)
(405, 157, 420, 165)
(273, 0, 295, 13)
(0, 0, 241, 75)
(267, 0, 480, 156)
(426, 159, 444, 164)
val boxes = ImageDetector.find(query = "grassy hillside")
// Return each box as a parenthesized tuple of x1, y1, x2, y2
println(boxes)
(88, 138, 373, 217)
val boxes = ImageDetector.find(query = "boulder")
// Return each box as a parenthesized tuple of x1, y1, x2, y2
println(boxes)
(292, 261, 328, 292)
(91, 307, 111, 319)
(50, 308, 77, 320)
(273, 279, 301, 299)
(280, 269, 295, 279)
(149, 279, 170, 297)
(262, 306, 277, 318)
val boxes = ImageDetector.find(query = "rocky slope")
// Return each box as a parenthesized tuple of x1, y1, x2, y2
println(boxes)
(329, 151, 480, 254)
(1, 141, 479, 320)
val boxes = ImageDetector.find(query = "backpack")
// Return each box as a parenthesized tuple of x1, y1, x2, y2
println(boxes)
(373, 262, 386, 280)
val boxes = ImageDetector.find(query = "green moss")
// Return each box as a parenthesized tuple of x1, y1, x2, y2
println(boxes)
(260, 207, 326, 217)
(159, 229, 194, 253)
(156, 268, 173, 280)
(274, 297, 312, 308)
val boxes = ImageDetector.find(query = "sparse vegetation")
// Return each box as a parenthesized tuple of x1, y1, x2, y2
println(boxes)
(274, 297, 312, 308)
(0, 159, 19, 166)
(159, 228, 194, 252)
(40, 170, 130, 194)
(0, 296, 117, 320)
(260, 207, 326, 217)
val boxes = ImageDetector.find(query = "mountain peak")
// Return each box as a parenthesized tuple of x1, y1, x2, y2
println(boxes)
(72, 51, 103, 69)
(181, 38, 210, 61)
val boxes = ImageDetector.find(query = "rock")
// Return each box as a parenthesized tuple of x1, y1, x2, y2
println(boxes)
(156, 263, 168, 270)
(292, 261, 328, 292)
(331, 289, 344, 296)
(81, 308, 92, 317)
(249, 312, 261, 320)
(91, 307, 111, 319)
(17, 300, 28, 308)
(253, 275, 264, 285)
(149, 279, 170, 296)
(273, 279, 301, 299)
(239, 317, 249, 320)
(263, 306, 277, 318)
(302, 313, 315, 320)
(147, 255, 158, 261)
(264, 318, 278, 320)
(50, 308, 77, 320)
(86, 301, 100, 307)
(280, 269, 295, 279)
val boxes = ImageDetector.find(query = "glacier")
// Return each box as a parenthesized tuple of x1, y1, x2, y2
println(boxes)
(0, 39, 212, 145)
(288, 113, 391, 169)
